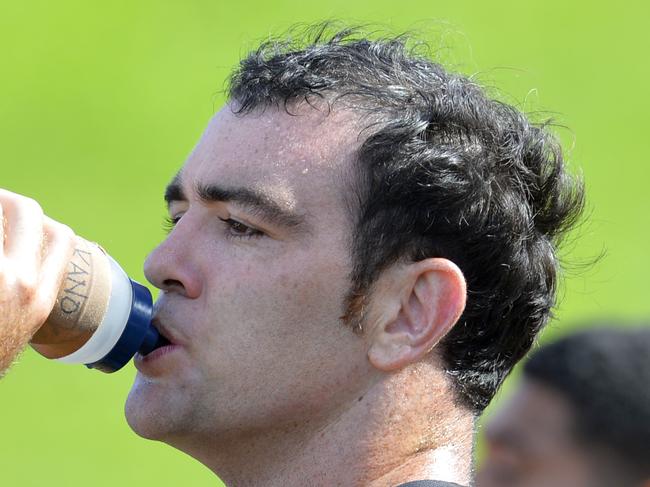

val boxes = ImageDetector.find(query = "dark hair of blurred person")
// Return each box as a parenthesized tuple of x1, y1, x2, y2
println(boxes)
(479, 326, 650, 487)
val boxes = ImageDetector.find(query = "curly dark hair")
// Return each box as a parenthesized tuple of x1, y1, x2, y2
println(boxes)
(524, 327, 650, 482)
(228, 24, 584, 412)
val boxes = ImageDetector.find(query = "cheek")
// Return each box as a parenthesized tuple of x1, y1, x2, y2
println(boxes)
(195, 250, 360, 390)
(210, 249, 350, 336)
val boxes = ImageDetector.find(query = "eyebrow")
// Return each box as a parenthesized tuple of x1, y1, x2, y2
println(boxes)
(164, 175, 306, 230)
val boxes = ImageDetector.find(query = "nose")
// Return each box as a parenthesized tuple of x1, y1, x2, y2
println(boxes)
(143, 223, 203, 299)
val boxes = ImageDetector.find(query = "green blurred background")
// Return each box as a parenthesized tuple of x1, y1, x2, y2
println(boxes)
(1, 1, 648, 485)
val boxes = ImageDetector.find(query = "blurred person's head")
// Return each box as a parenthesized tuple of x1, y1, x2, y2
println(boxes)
(479, 326, 650, 487)
(124, 23, 584, 484)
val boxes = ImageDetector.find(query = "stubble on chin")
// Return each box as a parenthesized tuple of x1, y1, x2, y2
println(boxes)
(124, 374, 171, 441)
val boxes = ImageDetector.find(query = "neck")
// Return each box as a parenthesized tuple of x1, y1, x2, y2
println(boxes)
(171, 365, 474, 487)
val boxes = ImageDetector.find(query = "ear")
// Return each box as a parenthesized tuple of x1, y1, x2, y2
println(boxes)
(367, 258, 466, 372)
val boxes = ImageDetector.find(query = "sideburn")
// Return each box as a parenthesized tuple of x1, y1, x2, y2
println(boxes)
(340, 288, 368, 335)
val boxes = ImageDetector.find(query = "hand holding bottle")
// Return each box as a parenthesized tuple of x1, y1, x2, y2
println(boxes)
(0, 188, 76, 375)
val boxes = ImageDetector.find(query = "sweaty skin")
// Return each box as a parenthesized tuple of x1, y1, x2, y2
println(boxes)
(125, 104, 471, 487)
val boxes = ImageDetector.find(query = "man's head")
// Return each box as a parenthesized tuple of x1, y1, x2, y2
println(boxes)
(226, 25, 584, 412)
(125, 25, 583, 454)
(479, 326, 650, 487)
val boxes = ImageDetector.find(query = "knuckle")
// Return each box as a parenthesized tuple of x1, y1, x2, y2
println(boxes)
(54, 222, 76, 247)
(0, 260, 7, 285)
(0, 188, 14, 202)
(22, 196, 44, 218)
(16, 273, 38, 295)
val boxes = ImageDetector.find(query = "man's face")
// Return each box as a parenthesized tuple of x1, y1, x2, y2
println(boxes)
(477, 379, 596, 487)
(125, 104, 377, 445)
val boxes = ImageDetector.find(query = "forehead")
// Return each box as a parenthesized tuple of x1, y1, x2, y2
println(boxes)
(179, 104, 364, 210)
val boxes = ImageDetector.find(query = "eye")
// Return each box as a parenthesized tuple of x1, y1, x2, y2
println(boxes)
(163, 215, 182, 234)
(218, 217, 264, 239)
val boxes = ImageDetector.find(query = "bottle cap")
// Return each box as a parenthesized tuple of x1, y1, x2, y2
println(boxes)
(85, 279, 158, 373)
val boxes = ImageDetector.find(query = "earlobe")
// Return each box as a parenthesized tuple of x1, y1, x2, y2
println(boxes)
(368, 258, 466, 372)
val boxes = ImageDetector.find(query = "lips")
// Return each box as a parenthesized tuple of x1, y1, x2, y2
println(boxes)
(150, 317, 181, 348)
(133, 311, 189, 374)
(134, 317, 181, 364)
(150, 320, 172, 351)
(152, 333, 171, 351)
(136, 340, 179, 365)
(138, 319, 173, 358)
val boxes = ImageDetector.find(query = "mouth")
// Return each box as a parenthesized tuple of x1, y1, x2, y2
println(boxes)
(134, 318, 183, 371)
(151, 319, 173, 350)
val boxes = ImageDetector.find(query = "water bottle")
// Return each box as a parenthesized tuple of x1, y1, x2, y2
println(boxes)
(30, 237, 165, 372)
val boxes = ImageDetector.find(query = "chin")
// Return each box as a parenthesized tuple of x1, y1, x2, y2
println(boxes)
(124, 374, 175, 441)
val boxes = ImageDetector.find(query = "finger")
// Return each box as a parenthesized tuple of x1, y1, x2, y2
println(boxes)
(39, 217, 76, 310)
(0, 201, 4, 255)
(0, 190, 44, 277)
